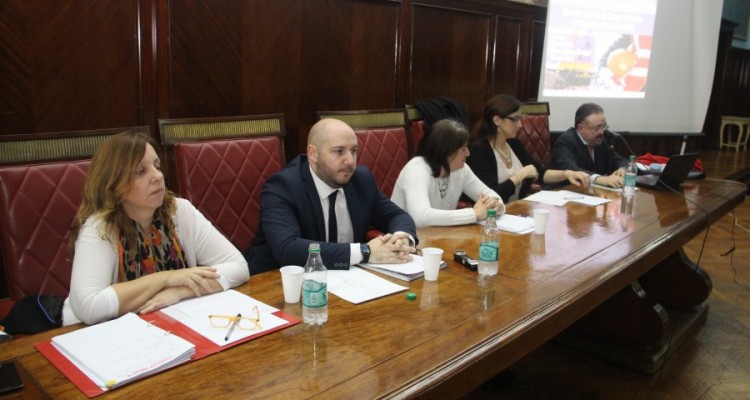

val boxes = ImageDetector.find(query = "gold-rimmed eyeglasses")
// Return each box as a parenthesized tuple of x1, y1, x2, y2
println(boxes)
(209, 305, 262, 331)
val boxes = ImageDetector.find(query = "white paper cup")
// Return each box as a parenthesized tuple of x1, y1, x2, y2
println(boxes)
(533, 209, 550, 234)
(421, 247, 443, 281)
(280, 265, 304, 303)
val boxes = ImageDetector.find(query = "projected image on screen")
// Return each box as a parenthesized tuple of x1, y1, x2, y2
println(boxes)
(542, 0, 657, 98)
(539, 0, 722, 133)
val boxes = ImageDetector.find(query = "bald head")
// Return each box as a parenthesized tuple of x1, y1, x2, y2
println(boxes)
(308, 118, 355, 148)
(307, 118, 358, 188)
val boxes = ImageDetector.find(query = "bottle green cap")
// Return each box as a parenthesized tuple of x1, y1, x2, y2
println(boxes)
(406, 292, 417, 301)
(629, 155, 636, 161)
(487, 209, 496, 217)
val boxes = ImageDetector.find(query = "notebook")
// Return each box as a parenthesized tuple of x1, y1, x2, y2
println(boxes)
(636, 153, 699, 190)
(36, 290, 300, 398)
(50, 313, 195, 391)
(358, 255, 447, 282)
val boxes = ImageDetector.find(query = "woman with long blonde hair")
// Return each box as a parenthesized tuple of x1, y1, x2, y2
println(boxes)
(64, 131, 248, 326)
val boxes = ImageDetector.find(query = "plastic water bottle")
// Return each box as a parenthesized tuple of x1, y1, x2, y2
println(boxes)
(623, 155, 637, 198)
(478, 209, 500, 276)
(302, 243, 328, 325)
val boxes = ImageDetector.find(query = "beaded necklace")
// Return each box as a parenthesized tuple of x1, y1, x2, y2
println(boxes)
(493, 141, 512, 168)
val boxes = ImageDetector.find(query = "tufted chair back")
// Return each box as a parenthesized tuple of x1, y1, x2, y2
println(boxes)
(317, 109, 410, 198)
(0, 161, 89, 301)
(159, 115, 286, 252)
(516, 102, 552, 168)
(405, 105, 425, 156)
(0, 128, 145, 317)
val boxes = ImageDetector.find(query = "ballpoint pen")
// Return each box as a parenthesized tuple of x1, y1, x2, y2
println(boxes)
(224, 313, 242, 341)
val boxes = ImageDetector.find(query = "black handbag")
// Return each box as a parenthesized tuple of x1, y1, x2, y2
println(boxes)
(0, 295, 64, 335)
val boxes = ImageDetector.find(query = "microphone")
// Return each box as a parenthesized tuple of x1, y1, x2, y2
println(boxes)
(606, 129, 621, 138)
(606, 129, 636, 157)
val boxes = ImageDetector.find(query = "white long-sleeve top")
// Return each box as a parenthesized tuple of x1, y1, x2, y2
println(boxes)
(63, 198, 249, 326)
(391, 157, 503, 229)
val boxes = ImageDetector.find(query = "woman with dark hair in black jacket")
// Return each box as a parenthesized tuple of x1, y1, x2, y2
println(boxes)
(467, 95, 589, 203)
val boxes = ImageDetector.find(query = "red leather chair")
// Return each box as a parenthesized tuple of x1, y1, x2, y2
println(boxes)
(515, 102, 551, 194)
(159, 114, 286, 252)
(0, 128, 145, 319)
(317, 109, 410, 198)
(405, 104, 425, 156)
(517, 102, 552, 168)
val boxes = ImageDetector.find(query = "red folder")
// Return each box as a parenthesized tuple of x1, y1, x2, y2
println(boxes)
(35, 310, 300, 398)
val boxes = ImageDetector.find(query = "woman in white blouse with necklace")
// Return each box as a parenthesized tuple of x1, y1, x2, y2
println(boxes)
(391, 119, 504, 229)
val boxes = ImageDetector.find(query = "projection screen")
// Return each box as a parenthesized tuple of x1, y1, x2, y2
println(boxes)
(537, 0, 724, 134)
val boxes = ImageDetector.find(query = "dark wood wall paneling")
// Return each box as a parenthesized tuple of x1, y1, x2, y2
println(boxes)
(0, 0, 142, 133)
(410, 5, 492, 125)
(0, 0, 545, 161)
(703, 19, 750, 148)
(0, 1, 30, 133)
(163, 0, 403, 155)
(408, 1, 546, 126)
(722, 48, 750, 114)
(3, 1, 747, 155)
(168, 1, 243, 118)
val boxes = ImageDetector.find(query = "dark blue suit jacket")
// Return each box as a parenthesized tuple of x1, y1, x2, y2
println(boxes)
(551, 128, 627, 176)
(244, 155, 418, 275)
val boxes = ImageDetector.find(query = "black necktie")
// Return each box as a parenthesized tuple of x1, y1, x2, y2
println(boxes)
(328, 191, 338, 243)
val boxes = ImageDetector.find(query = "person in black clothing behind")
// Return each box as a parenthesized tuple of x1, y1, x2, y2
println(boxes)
(467, 95, 590, 203)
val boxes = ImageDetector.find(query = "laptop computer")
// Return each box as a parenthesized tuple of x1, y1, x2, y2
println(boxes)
(636, 152, 700, 190)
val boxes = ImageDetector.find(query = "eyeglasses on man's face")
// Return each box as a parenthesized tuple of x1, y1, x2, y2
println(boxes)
(582, 122, 608, 133)
(502, 114, 525, 123)
(208, 305, 262, 331)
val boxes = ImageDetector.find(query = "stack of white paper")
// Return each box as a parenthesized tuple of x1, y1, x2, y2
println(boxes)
(328, 266, 408, 303)
(51, 313, 195, 390)
(496, 214, 535, 234)
(477, 214, 535, 234)
(524, 190, 611, 206)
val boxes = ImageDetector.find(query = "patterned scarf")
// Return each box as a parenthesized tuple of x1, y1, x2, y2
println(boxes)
(118, 216, 187, 282)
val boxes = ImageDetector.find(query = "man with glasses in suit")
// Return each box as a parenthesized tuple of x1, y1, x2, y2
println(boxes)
(551, 103, 628, 188)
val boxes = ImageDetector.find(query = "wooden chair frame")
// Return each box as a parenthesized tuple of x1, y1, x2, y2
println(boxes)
(0, 127, 148, 166)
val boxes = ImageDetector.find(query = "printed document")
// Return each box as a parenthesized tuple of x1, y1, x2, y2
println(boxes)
(524, 190, 610, 206)
(328, 266, 408, 303)
(161, 290, 289, 346)
(51, 313, 195, 390)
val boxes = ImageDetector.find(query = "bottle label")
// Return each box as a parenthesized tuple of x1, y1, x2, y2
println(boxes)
(624, 173, 636, 187)
(303, 280, 327, 308)
(479, 242, 499, 262)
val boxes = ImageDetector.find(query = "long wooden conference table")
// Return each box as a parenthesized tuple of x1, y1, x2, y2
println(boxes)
(0, 179, 745, 399)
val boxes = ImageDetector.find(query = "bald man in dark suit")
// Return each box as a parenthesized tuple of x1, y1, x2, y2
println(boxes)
(552, 103, 628, 188)
(244, 118, 417, 275)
